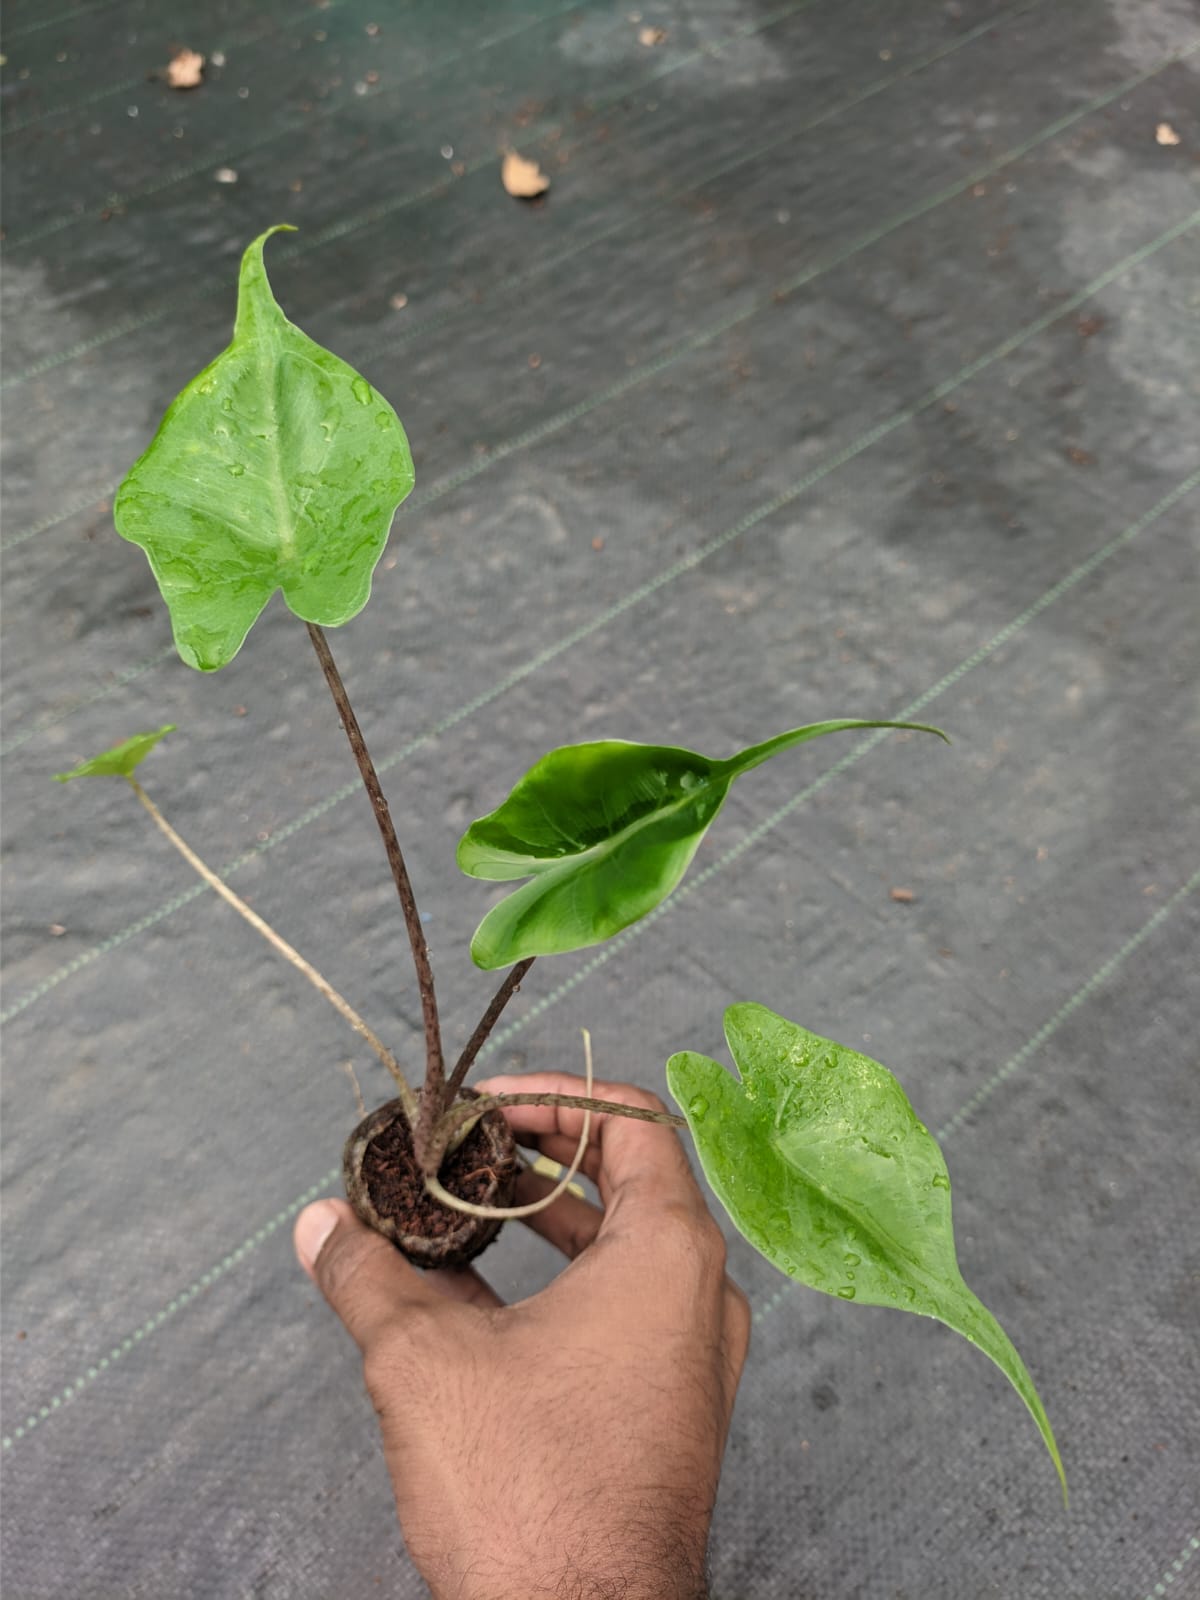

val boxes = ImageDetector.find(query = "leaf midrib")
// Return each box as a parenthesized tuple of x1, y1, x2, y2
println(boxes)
(478, 771, 727, 879)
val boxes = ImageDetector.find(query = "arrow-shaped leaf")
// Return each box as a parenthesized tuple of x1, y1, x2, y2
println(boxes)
(114, 226, 414, 671)
(667, 1002, 1065, 1497)
(458, 719, 945, 968)
(54, 725, 176, 782)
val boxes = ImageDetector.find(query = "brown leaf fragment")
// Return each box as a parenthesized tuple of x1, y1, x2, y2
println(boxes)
(501, 149, 550, 198)
(165, 48, 205, 89)
(638, 26, 667, 45)
(1155, 122, 1181, 146)
(889, 887, 915, 903)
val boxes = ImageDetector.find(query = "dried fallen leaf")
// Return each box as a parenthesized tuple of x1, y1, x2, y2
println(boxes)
(1155, 122, 1181, 146)
(639, 26, 667, 46)
(165, 47, 205, 89)
(501, 150, 550, 199)
(889, 887, 915, 903)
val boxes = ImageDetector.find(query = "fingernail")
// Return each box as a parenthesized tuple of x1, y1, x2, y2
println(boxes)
(294, 1201, 340, 1276)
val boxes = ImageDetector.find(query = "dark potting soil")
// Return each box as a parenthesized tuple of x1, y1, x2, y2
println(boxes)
(361, 1104, 518, 1242)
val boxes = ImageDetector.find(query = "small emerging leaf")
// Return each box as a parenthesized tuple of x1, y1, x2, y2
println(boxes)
(54, 725, 176, 782)
(114, 226, 415, 671)
(667, 1003, 1065, 1497)
(458, 720, 946, 968)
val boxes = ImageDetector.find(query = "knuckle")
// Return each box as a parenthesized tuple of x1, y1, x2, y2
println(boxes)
(659, 1199, 725, 1261)
(727, 1279, 752, 1349)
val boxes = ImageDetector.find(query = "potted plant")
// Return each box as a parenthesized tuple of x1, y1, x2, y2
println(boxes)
(56, 227, 1064, 1497)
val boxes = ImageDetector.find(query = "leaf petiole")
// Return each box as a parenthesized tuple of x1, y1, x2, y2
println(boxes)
(126, 775, 419, 1124)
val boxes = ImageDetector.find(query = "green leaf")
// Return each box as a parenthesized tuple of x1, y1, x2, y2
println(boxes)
(54, 725, 176, 782)
(458, 720, 946, 968)
(114, 226, 415, 671)
(667, 1003, 1065, 1498)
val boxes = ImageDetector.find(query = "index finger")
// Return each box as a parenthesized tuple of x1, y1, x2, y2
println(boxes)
(475, 1072, 709, 1229)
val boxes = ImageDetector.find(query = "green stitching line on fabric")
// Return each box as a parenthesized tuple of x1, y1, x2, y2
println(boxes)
(2, 231, 1195, 1030)
(2, 472, 1194, 1451)
(1, 0, 353, 135)
(1, 0, 581, 248)
(0, 646, 176, 756)
(2, 0, 136, 47)
(752, 866, 1198, 1328)
(10, 14, 1192, 388)
(0, 0, 809, 362)
(0, 1167, 340, 1451)
(0, 0, 1033, 552)
(1144, 1537, 1200, 1599)
(3, 22, 1185, 548)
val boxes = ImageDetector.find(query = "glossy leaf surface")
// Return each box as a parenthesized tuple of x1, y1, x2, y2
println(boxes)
(114, 226, 414, 671)
(459, 720, 945, 968)
(54, 725, 176, 782)
(667, 1003, 1065, 1495)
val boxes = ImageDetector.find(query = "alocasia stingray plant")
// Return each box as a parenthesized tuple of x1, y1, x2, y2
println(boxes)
(57, 227, 1064, 1497)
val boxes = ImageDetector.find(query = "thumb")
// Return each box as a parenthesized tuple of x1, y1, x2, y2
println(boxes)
(294, 1198, 430, 1354)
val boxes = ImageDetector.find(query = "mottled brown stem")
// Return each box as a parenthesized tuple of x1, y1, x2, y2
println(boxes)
(434, 1089, 687, 1169)
(444, 958, 535, 1108)
(306, 624, 445, 1157)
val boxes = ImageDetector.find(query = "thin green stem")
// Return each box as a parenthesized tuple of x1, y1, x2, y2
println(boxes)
(127, 776, 419, 1123)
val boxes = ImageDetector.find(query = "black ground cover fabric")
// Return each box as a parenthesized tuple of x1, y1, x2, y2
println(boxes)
(1, 1, 1198, 1595)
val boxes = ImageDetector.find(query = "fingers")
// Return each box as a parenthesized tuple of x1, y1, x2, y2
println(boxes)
(720, 1276, 752, 1414)
(426, 1265, 504, 1310)
(512, 1164, 604, 1259)
(477, 1073, 707, 1226)
(294, 1199, 448, 1351)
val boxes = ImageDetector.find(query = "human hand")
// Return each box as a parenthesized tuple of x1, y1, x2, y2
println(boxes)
(293, 1073, 750, 1600)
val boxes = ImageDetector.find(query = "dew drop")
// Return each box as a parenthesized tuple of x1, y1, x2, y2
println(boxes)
(350, 377, 372, 405)
(688, 1095, 709, 1122)
(843, 1252, 861, 1267)
(931, 1173, 950, 1190)
(373, 409, 392, 430)
(227, 463, 245, 477)
(837, 1285, 857, 1300)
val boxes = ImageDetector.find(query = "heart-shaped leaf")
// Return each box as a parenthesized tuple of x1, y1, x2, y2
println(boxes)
(667, 1003, 1065, 1496)
(458, 719, 946, 968)
(114, 226, 415, 671)
(54, 725, 176, 782)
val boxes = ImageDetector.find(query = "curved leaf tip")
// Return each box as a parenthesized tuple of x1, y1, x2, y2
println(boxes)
(54, 724, 176, 782)
(668, 1002, 1065, 1499)
(460, 719, 949, 969)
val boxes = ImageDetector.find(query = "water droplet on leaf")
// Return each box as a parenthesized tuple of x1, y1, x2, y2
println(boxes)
(932, 1173, 950, 1190)
(688, 1095, 709, 1122)
(351, 377, 372, 405)
(844, 1252, 861, 1267)
(227, 463, 245, 477)
(837, 1285, 856, 1300)
(373, 410, 392, 430)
